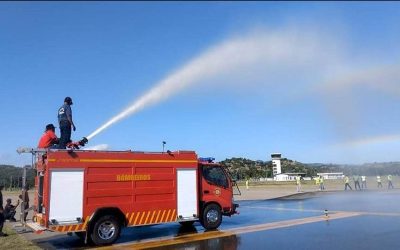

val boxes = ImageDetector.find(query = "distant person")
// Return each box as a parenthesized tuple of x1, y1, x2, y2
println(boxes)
(387, 175, 394, 189)
(4, 198, 19, 222)
(315, 176, 320, 190)
(320, 176, 325, 191)
(361, 176, 367, 189)
(0, 185, 6, 237)
(296, 176, 301, 192)
(245, 179, 249, 190)
(344, 176, 352, 191)
(353, 175, 361, 190)
(58, 97, 76, 149)
(38, 124, 59, 149)
(377, 175, 383, 188)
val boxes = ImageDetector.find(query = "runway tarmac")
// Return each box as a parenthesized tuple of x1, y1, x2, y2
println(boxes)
(30, 189, 400, 249)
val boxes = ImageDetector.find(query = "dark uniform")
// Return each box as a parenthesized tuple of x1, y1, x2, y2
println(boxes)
(58, 97, 75, 149)
(0, 185, 5, 236)
(4, 199, 17, 222)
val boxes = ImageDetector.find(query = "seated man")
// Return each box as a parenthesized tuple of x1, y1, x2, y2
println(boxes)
(38, 124, 59, 148)
(4, 198, 19, 222)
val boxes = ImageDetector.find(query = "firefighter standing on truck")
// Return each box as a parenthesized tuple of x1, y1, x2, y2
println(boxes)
(58, 97, 76, 149)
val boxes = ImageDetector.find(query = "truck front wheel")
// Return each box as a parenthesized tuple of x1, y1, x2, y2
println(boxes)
(200, 203, 222, 230)
(179, 221, 195, 227)
(90, 215, 121, 246)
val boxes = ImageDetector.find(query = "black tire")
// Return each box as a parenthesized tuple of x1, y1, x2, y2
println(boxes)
(90, 215, 121, 246)
(179, 221, 195, 227)
(75, 232, 85, 241)
(200, 203, 222, 230)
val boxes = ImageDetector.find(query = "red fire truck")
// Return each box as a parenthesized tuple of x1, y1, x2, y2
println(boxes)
(26, 149, 238, 245)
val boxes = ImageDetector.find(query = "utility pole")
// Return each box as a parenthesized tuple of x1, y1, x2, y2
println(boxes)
(22, 167, 26, 190)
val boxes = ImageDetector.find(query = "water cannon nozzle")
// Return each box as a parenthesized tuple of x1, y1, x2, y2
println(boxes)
(79, 137, 89, 147)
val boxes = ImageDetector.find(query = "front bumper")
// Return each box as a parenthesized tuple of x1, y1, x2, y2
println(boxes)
(223, 203, 239, 216)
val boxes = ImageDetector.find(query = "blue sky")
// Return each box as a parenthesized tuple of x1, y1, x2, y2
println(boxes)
(1, 2, 400, 166)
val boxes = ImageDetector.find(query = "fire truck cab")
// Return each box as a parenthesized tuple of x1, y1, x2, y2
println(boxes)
(28, 149, 238, 245)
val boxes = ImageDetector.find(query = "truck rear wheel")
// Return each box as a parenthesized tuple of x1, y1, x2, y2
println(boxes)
(90, 215, 121, 246)
(200, 204, 222, 230)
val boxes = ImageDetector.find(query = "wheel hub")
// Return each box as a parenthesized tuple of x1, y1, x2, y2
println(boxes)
(98, 221, 116, 240)
(207, 209, 219, 223)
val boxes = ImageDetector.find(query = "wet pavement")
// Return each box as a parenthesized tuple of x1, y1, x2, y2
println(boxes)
(32, 190, 400, 249)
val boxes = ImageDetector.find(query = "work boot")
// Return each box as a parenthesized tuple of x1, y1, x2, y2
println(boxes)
(0, 232, 8, 237)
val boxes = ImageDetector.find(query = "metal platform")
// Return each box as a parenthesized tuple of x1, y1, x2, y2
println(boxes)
(26, 222, 47, 232)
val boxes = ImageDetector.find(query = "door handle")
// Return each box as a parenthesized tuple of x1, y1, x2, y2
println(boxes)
(204, 190, 210, 194)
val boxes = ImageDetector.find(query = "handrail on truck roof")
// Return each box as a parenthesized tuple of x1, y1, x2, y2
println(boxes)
(16, 147, 47, 154)
(17, 147, 196, 155)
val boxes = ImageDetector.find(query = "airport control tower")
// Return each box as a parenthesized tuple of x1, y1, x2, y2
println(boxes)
(271, 153, 282, 176)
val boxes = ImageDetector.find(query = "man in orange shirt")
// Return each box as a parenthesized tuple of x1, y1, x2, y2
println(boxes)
(38, 124, 59, 148)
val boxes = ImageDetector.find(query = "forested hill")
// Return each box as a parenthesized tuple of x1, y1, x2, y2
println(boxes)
(309, 162, 400, 176)
(220, 158, 400, 180)
(220, 157, 317, 180)
(0, 164, 35, 190)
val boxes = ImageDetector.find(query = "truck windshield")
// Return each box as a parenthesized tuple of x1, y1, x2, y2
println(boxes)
(202, 165, 228, 188)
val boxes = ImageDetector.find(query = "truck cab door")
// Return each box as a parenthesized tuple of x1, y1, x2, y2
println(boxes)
(200, 165, 233, 213)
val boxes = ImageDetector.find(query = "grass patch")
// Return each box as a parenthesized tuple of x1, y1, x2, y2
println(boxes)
(0, 223, 40, 250)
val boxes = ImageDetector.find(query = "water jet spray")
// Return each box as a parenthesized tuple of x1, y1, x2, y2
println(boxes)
(84, 28, 336, 141)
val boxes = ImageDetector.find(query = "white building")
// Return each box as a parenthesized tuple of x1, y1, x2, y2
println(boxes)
(274, 173, 306, 181)
(317, 172, 344, 180)
(271, 153, 282, 176)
